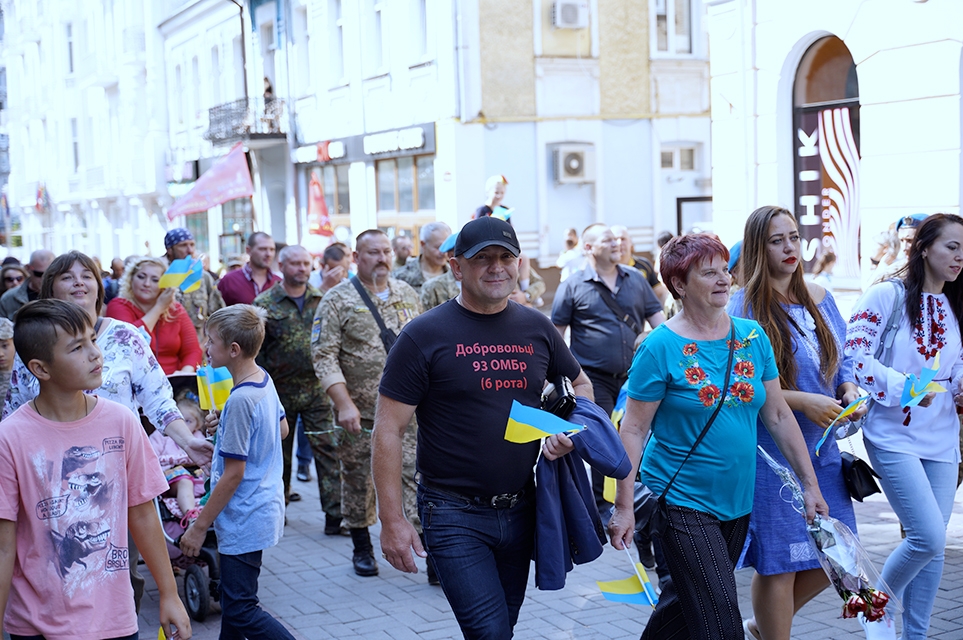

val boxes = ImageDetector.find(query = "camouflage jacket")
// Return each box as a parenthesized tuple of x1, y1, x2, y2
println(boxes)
(254, 283, 324, 385)
(312, 277, 422, 420)
(391, 255, 448, 293)
(420, 270, 460, 311)
(178, 271, 225, 330)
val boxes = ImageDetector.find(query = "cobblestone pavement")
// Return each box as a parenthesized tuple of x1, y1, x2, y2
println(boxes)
(138, 448, 963, 640)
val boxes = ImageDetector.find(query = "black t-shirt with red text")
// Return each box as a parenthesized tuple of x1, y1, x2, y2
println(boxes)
(380, 298, 581, 496)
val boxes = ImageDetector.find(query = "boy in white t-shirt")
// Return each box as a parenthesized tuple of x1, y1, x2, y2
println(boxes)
(0, 299, 191, 640)
(180, 305, 293, 639)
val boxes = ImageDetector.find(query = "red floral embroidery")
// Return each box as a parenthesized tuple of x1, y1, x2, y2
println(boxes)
(698, 385, 721, 407)
(912, 295, 946, 360)
(730, 381, 754, 403)
(734, 361, 754, 378)
(684, 367, 706, 384)
(682, 343, 698, 356)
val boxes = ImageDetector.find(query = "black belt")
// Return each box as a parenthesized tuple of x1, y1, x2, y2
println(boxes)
(583, 366, 628, 380)
(416, 474, 528, 510)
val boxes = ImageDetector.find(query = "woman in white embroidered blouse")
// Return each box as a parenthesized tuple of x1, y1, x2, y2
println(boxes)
(845, 214, 963, 640)
(3, 251, 212, 468)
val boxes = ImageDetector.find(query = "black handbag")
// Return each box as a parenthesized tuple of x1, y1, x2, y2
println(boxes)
(839, 451, 882, 502)
(649, 322, 736, 538)
(350, 276, 398, 353)
(541, 376, 577, 419)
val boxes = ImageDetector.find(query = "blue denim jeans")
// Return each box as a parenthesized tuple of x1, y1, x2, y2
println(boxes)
(296, 415, 312, 466)
(418, 483, 535, 640)
(219, 550, 296, 640)
(864, 440, 957, 640)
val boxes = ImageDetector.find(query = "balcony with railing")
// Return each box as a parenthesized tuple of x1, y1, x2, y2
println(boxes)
(204, 97, 287, 148)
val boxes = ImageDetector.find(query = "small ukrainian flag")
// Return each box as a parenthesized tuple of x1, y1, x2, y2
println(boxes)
(503, 400, 582, 444)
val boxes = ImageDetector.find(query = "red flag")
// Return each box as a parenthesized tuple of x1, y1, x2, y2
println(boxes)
(166, 143, 254, 221)
(307, 173, 333, 236)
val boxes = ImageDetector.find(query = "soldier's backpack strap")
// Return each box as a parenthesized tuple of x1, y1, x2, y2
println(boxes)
(350, 276, 398, 353)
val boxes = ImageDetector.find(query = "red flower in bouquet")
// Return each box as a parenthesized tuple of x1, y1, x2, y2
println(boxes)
(841, 594, 868, 619)
(682, 343, 698, 356)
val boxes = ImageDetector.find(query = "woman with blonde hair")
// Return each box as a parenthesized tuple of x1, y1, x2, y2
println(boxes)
(728, 206, 861, 640)
(105, 256, 202, 374)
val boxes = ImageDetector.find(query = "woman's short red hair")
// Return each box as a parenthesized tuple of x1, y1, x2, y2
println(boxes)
(660, 233, 729, 300)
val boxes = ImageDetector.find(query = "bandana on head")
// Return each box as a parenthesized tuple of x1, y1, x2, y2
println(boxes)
(164, 228, 194, 249)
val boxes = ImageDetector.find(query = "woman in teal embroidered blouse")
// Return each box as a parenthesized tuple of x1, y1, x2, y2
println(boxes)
(608, 233, 828, 640)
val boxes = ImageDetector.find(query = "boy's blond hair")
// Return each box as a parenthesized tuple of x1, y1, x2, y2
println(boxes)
(205, 304, 267, 358)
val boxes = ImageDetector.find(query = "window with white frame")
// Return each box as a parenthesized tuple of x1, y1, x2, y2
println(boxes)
(175, 64, 183, 125)
(192, 56, 201, 121)
(661, 146, 697, 171)
(364, 0, 386, 76)
(294, 6, 310, 95)
(211, 45, 220, 105)
(653, 0, 691, 55)
(412, 0, 428, 61)
(376, 155, 435, 213)
(70, 118, 79, 172)
(66, 23, 74, 74)
(329, 0, 345, 83)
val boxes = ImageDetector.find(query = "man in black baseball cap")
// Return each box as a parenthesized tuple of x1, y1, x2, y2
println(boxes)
(453, 215, 520, 259)
(372, 213, 593, 637)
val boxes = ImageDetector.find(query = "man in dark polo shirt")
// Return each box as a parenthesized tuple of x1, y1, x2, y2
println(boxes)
(217, 231, 281, 305)
(552, 223, 664, 417)
(372, 216, 592, 638)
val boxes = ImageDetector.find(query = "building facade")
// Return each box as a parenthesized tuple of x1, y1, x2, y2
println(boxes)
(293, 0, 713, 262)
(2, 0, 173, 262)
(706, 0, 963, 287)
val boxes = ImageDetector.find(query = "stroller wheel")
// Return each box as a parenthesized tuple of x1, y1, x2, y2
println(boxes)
(184, 564, 210, 622)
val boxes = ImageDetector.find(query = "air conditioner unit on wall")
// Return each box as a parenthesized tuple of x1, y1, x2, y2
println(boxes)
(552, 1, 589, 29)
(553, 144, 596, 184)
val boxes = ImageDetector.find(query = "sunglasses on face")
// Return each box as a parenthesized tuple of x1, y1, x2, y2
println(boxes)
(32, 270, 44, 278)
(4, 275, 22, 283)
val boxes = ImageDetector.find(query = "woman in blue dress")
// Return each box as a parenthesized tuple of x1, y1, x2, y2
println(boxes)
(729, 206, 861, 640)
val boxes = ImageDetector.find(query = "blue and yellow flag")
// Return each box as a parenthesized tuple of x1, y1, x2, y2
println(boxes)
(504, 400, 581, 444)
(197, 365, 233, 411)
(179, 258, 204, 293)
(597, 556, 658, 608)
(159, 257, 194, 290)
(604, 382, 630, 502)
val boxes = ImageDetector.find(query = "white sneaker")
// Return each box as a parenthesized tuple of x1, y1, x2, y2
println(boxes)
(859, 613, 897, 640)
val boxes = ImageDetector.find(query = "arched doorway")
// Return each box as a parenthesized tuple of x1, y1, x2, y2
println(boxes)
(792, 36, 860, 282)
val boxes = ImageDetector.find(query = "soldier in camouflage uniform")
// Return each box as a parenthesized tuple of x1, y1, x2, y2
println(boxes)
(164, 228, 225, 345)
(254, 245, 342, 530)
(312, 230, 423, 578)
(390, 221, 451, 294)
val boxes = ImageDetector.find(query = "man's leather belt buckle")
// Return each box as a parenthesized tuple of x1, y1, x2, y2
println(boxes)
(490, 490, 523, 509)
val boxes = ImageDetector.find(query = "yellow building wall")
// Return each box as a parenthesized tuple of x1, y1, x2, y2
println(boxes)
(479, 0, 537, 118)
(539, 0, 591, 58)
(598, 0, 651, 115)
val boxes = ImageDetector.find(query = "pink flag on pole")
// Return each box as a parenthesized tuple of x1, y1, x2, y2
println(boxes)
(166, 143, 254, 221)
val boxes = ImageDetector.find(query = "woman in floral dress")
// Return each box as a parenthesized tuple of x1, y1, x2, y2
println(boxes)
(729, 206, 861, 640)
(608, 233, 828, 640)
(846, 214, 963, 639)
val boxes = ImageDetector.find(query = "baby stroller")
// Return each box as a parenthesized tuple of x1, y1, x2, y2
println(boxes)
(155, 497, 221, 621)
(151, 372, 221, 622)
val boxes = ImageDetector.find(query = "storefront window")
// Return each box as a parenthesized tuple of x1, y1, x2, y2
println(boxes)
(377, 159, 395, 211)
(222, 197, 254, 238)
(376, 154, 435, 213)
(336, 164, 350, 214)
(397, 156, 414, 212)
(416, 156, 434, 210)
(185, 211, 209, 254)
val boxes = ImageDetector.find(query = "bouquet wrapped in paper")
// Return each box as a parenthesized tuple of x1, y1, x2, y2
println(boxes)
(756, 447, 901, 623)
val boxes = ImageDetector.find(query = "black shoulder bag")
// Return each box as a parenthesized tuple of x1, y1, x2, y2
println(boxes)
(590, 280, 641, 334)
(649, 321, 736, 538)
(350, 276, 397, 353)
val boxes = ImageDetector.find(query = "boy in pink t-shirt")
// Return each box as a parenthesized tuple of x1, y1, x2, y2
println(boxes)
(0, 300, 192, 640)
